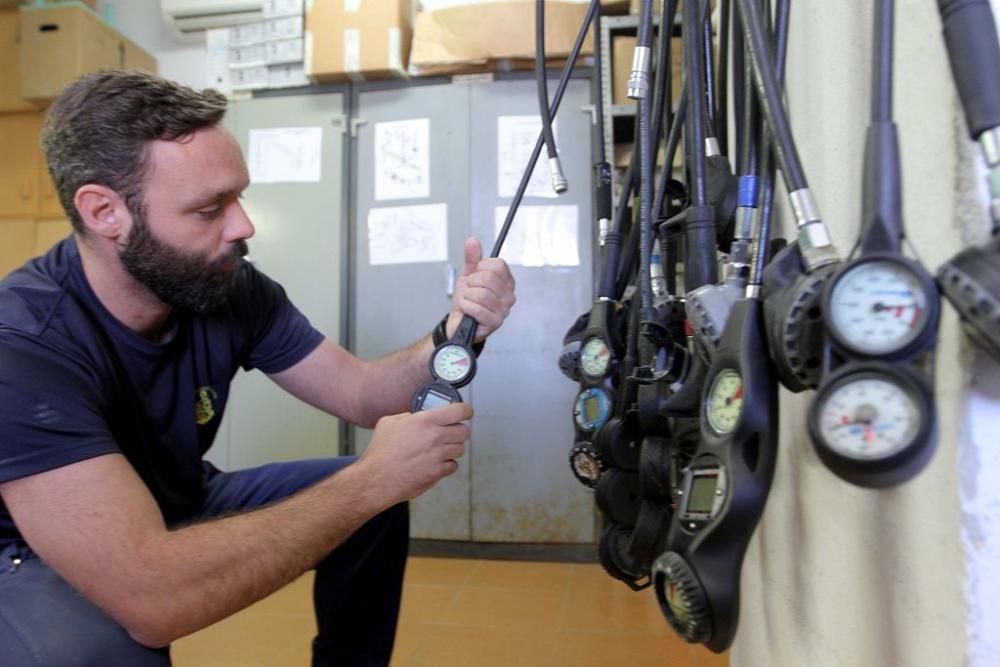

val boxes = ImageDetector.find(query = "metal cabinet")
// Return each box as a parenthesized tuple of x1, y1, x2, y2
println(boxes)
(351, 76, 596, 543)
(209, 90, 348, 470)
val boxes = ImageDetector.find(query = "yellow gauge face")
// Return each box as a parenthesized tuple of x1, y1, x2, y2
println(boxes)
(706, 369, 744, 435)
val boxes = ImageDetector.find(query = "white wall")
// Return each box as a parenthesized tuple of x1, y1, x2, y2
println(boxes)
(732, 2, 1000, 666)
(95, 0, 207, 88)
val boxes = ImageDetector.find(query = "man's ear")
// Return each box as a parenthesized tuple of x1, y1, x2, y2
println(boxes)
(74, 185, 131, 239)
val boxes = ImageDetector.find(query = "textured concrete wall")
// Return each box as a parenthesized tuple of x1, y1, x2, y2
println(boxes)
(730, 2, 1000, 666)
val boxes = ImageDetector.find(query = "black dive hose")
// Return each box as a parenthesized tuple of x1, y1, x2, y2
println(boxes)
(536, 0, 567, 194)
(494, 0, 599, 256)
(716, 0, 731, 154)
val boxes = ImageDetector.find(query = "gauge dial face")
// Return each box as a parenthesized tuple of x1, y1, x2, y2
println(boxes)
(571, 449, 602, 484)
(827, 260, 930, 355)
(431, 344, 473, 383)
(816, 376, 922, 460)
(573, 388, 611, 432)
(705, 369, 744, 434)
(580, 337, 612, 378)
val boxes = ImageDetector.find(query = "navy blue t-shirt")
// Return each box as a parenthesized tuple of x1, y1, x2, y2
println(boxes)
(0, 237, 324, 546)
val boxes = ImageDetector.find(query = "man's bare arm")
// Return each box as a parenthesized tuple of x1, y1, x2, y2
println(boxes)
(0, 402, 472, 647)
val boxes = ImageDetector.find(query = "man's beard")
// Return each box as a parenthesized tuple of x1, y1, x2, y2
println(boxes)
(118, 211, 249, 314)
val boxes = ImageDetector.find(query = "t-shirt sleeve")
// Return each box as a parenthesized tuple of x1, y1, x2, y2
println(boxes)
(234, 263, 325, 374)
(0, 332, 120, 484)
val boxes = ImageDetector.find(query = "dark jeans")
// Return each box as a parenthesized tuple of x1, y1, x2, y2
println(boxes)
(0, 456, 410, 667)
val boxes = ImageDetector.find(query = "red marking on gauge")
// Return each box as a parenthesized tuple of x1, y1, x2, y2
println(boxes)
(456, 358, 470, 366)
(732, 386, 744, 402)
(909, 308, 922, 328)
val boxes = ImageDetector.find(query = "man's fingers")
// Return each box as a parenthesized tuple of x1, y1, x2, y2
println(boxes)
(462, 237, 483, 277)
(420, 401, 474, 425)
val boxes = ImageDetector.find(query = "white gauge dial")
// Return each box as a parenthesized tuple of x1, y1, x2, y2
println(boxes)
(580, 337, 612, 378)
(816, 376, 921, 460)
(706, 369, 744, 434)
(827, 260, 930, 355)
(432, 344, 473, 383)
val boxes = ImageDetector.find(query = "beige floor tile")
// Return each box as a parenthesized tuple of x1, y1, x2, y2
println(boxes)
(403, 556, 478, 587)
(438, 587, 566, 630)
(545, 629, 692, 667)
(464, 559, 574, 592)
(388, 621, 433, 667)
(560, 585, 672, 635)
(398, 583, 461, 625)
(408, 624, 555, 667)
(171, 610, 312, 666)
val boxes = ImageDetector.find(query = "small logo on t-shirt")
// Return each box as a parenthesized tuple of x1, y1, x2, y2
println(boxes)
(195, 387, 218, 426)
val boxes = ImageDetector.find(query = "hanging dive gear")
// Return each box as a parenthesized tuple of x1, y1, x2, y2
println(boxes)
(934, 0, 1000, 361)
(807, 0, 940, 488)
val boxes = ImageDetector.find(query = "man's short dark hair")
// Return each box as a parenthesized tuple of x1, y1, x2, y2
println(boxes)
(41, 69, 228, 233)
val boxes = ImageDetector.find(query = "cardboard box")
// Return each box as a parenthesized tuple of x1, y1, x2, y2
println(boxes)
(0, 9, 35, 112)
(410, 1, 593, 71)
(267, 62, 308, 88)
(262, 0, 302, 19)
(611, 33, 682, 106)
(18, 4, 157, 106)
(305, 0, 410, 83)
(0, 0, 95, 9)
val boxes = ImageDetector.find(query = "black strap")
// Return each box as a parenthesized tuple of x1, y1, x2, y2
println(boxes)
(432, 313, 485, 357)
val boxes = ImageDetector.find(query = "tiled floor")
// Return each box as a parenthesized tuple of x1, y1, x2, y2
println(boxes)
(171, 557, 729, 667)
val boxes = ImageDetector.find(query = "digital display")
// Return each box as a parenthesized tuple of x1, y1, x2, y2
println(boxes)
(685, 474, 718, 514)
(422, 389, 453, 410)
(584, 396, 600, 423)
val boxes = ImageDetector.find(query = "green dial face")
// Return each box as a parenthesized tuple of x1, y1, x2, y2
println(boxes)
(580, 337, 611, 378)
(706, 369, 744, 434)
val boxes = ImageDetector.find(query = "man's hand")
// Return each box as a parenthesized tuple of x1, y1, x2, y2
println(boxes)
(356, 402, 474, 504)
(446, 238, 516, 342)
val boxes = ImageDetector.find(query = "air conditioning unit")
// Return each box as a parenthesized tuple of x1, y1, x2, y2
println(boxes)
(161, 0, 264, 43)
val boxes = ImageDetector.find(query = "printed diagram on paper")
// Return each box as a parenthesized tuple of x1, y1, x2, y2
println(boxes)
(375, 118, 431, 201)
(493, 204, 579, 267)
(368, 203, 448, 266)
(497, 115, 559, 199)
(247, 127, 322, 184)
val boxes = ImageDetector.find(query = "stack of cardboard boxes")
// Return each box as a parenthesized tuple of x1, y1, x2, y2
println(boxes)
(208, 0, 307, 93)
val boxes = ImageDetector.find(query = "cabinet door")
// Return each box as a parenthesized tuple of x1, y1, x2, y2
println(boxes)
(34, 218, 71, 255)
(37, 156, 65, 219)
(210, 91, 348, 471)
(0, 113, 43, 217)
(467, 77, 596, 543)
(0, 219, 35, 278)
(351, 77, 596, 544)
(351, 82, 473, 540)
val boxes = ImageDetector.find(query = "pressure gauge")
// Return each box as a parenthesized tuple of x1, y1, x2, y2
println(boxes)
(573, 387, 612, 432)
(808, 363, 936, 487)
(569, 444, 604, 487)
(825, 258, 936, 357)
(652, 551, 711, 644)
(812, 374, 920, 460)
(705, 369, 744, 435)
(580, 336, 612, 378)
(431, 344, 474, 384)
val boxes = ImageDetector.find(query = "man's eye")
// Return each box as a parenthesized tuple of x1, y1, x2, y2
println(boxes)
(197, 207, 223, 220)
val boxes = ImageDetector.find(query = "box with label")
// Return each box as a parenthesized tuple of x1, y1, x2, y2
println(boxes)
(262, 0, 302, 19)
(18, 4, 157, 106)
(228, 21, 264, 46)
(305, 0, 410, 83)
(230, 64, 268, 90)
(267, 62, 308, 88)
(229, 42, 267, 67)
(264, 37, 302, 65)
(264, 14, 301, 41)
(410, 0, 593, 72)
